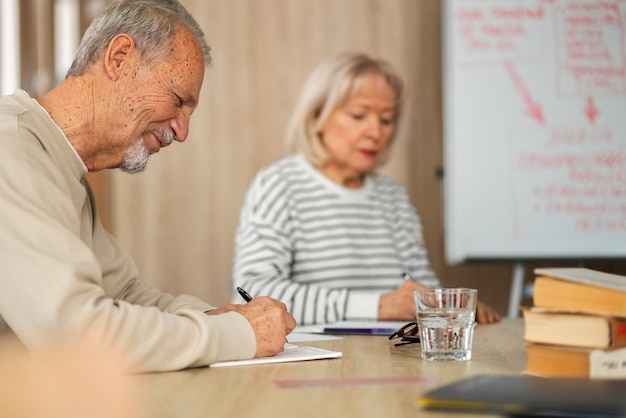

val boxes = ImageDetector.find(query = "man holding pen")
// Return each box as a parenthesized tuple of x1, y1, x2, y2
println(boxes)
(0, 0, 294, 372)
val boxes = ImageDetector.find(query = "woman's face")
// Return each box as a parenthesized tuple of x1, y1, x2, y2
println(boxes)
(317, 73, 397, 188)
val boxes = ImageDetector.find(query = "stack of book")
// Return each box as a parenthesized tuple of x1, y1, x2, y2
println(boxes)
(522, 267, 626, 379)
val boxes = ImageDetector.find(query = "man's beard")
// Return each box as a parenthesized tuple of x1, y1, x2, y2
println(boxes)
(120, 139, 149, 174)
(120, 130, 175, 174)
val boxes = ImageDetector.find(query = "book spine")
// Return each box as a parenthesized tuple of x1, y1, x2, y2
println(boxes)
(612, 321, 626, 347)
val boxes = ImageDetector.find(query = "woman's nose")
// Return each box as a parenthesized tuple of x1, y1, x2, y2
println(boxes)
(365, 117, 382, 140)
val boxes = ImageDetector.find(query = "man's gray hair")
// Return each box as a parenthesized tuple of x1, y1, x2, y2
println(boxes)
(66, 0, 210, 76)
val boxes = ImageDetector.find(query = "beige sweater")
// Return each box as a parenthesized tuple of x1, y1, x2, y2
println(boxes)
(0, 90, 255, 372)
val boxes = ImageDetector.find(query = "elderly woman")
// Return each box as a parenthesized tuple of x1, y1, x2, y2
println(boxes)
(232, 51, 500, 326)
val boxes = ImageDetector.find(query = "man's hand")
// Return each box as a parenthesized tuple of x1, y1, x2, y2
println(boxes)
(208, 297, 296, 358)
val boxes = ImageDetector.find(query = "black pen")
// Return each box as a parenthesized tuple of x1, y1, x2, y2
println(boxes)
(236, 286, 253, 302)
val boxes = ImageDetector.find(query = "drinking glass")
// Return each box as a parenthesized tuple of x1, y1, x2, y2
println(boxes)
(414, 288, 477, 361)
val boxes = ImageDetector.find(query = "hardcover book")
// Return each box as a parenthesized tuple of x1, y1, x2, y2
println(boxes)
(525, 344, 626, 379)
(522, 307, 626, 349)
(533, 268, 626, 317)
(419, 374, 626, 417)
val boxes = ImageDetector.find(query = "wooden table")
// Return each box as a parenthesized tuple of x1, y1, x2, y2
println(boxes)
(135, 318, 526, 418)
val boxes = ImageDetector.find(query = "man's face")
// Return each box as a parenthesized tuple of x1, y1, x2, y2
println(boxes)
(117, 28, 205, 173)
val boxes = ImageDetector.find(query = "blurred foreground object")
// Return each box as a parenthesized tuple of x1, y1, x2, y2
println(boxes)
(0, 338, 140, 418)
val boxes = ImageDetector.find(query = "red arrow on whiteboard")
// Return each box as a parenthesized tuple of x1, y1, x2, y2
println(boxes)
(504, 61, 545, 125)
(584, 96, 599, 124)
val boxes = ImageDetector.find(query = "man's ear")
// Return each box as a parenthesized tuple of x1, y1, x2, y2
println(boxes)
(103, 34, 135, 80)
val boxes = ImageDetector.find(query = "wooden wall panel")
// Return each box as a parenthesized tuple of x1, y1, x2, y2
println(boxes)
(110, 0, 516, 312)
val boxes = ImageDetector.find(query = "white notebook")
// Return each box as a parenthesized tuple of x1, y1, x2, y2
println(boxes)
(210, 344, 342, 368)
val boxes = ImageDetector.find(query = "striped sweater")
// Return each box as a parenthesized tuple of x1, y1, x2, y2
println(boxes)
(231, 154, 441, 325)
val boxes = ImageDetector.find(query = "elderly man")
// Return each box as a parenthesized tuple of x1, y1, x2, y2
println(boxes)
(0, 0, 295, 372)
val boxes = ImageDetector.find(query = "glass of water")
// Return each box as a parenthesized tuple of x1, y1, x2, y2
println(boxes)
(414, 288, 477, 361)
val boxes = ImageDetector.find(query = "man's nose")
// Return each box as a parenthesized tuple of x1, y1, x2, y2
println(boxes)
(171, 110, 191, 142)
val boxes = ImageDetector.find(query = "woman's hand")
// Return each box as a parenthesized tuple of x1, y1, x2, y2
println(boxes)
(476, 300, 501, 324)
(379, 280, 430, 320)
(380, 281, 501, 325)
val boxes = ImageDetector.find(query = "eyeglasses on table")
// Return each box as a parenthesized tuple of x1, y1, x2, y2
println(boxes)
(388, 321, 420, 346)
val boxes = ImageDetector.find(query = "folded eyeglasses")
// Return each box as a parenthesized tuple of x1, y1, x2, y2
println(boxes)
(388, 322, 420, 346)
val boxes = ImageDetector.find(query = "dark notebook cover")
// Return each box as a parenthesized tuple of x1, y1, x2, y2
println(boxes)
(419, 375, 626, 417)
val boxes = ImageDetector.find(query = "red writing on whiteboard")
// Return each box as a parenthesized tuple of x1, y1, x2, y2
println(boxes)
(511, 126, 626, 235)
(557, 0, 625, 97)
(548, 128, 612, 144)
(455, 0, 545, 64)
(519, 152, 626, 169)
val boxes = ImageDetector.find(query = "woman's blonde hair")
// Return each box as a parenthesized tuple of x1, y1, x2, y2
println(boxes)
(286, 51, 404, 166)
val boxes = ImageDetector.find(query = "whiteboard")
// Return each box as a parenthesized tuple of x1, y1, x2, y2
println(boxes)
(443, 0, 626, 264)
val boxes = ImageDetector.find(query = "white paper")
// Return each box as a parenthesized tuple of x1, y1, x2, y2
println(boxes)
(590, 347, 626, 379)
(287, 333, 343, 342)
(210, 345, 342, 368)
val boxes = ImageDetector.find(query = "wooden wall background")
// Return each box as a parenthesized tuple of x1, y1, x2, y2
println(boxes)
(95, 0, 625, 315)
